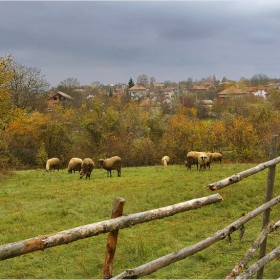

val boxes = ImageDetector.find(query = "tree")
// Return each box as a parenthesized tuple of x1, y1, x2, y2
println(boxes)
(137, 74, 149, 86)
(91, 81, 101, 88)
(8, 61, 50, 112)
(108, 87, 113, 97)
(251, 74, 270, 87)
(267, 88, 280, 109)
(0, 55, 13, 130)
(226, 116, 259, 161)
(128, 77, 135, 88)
(150, 77, 156, 85)
(57, 77, 80, 94)
(164, 80, 172, 87)
(0, 55, 13, 169)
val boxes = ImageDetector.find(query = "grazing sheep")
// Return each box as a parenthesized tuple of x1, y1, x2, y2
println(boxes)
(197, 152, 210, 170)
(45, 158, 60, 172)
(99, 156, 122, 177)
(79, 158, 95, 179)
(206, 152, 212, 169)
(211, 152, 222, 163)
(185, 151, 200, 170)
(161, 156, 170, 167)
(68, 158, 83, 174)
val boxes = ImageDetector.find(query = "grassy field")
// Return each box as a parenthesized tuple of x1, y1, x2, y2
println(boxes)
(0, 162, 279, 279)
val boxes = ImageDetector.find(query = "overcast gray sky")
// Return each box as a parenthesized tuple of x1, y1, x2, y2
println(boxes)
(1, 1, 280, 87)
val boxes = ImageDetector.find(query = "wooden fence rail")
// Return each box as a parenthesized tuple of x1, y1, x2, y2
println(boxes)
(0, 194, 222, 261)
(226, 220, 280, 279)
(1, 136, 279, 278)
(206, 156, 280, 191)
(111, 197, 280, 279)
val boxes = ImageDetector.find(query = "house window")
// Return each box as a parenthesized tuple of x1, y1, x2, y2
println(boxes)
(53, 96, 57, 100)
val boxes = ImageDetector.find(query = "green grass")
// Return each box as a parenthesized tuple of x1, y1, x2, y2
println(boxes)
(0, 163, 279, 279)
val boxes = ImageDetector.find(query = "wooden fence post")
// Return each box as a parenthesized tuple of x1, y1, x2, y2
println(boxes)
(257, 134, 278, 279)
(102, 197, 125, 279)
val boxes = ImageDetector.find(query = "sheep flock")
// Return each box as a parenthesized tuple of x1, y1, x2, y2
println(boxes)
(45, 152, 222, 177)
(185, 151, 222, 170)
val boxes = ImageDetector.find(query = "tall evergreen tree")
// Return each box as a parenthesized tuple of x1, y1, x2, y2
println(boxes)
(128, 77, 135, 88)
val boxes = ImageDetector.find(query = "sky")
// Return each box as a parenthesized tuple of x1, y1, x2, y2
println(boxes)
(1, 1, 280, 88)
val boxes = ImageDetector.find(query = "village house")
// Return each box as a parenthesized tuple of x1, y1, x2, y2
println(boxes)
(246, 86, 268, 98)
(46, 91, 73, 110)
(160, 87, 176, 99)
(128, 84, 149, 100)
(217, 86, 249, 102)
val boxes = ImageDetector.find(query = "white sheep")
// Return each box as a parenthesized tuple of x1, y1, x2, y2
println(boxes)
(98, 156, 122, 177)
(67, 158, 83, 174)
(161, 156, 170, 167)
(197, 152, 210, 170)
(185, 151, 200, 170)
(45, 157, 60, 172)
(79, 158, 95, 179)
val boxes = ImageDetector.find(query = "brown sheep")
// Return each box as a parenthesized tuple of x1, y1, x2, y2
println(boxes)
(68, 158, 83, 174)
(185, 151, 200, 170)
(211, 152, 222, 163)
(197, 152, 210, 170)
(79, 158, 95, 179)
(99, 156, 122, 177)
(45, 158, 60, 172)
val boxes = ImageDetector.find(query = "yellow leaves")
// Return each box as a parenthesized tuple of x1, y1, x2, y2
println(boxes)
(227, 116, 259, 161)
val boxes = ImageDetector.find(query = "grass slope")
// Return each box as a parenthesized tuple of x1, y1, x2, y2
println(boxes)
(0, 163, 279, 279)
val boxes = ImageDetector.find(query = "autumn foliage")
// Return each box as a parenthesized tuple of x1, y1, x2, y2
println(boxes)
(1, 55, 280, 170)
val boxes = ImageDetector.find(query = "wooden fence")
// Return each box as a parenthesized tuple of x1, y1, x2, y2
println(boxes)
(0, 135, 280, 279)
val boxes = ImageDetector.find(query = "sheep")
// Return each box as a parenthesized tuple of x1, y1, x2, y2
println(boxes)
(67, 157, 83, 174)
(45, 157, 60, 172)
(206, 152, 212, 169)
(185, 151, 200, 170)
(211, 152, 222, 163)
(79, 158, 95, 179)
(98, 156, 122, 177)
(161, 156, 170, 167)
(197, 152, 210, 170)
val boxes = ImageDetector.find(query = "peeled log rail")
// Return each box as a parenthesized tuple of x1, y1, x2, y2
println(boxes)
(206, 156, 280, 191)
(0, 194, 222, 261)
(236, 245, 280, 279)
(226, 220, 280, 279)
(111, 195, 280, 279)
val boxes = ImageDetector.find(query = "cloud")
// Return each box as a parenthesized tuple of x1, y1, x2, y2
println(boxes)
(1, 1, 280, 86)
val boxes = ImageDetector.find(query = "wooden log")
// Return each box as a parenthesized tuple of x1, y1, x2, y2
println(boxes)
(0, 194, 222, 261)
(102, 197, 125, 279)
(225, 220, 277, 279)
(236, 245, 280, 279)
(206, 156, 280, 191)
(111, 195, 280, 279)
